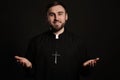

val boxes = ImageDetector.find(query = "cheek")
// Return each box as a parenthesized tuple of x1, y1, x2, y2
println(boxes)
(62, 18, 66, 22)
(47, 18, 52, 23)
(49, 17, 54, 22)
(61, 16, 67, 21)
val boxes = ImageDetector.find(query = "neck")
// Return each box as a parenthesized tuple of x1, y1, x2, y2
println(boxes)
(53, 27, 64, 39)
(53, 27, 64, 36)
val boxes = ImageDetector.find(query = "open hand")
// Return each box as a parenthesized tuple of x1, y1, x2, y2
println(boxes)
(15, 56, 32, 68)
(83, 58, 100, 67)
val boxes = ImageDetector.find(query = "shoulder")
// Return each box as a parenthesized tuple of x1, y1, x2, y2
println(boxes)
(67, 30, 84, 41)
(29, 30, 50, 43)
(67, 30, 86, 46)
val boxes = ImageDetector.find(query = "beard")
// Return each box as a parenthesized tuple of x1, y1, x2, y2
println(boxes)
(50, 22, 65, 32)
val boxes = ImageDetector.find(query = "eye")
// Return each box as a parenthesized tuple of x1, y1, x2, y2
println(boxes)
(58, 12, 64, 16)
(49, 13, 54, 16)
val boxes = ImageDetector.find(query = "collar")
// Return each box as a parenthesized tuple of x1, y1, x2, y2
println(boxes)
(48, 28, 67, 39)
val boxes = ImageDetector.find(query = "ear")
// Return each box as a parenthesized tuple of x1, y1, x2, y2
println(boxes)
(65, 13, 68, 21)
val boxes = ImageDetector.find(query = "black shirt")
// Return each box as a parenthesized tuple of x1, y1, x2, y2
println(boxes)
(25, 29, 91, 80)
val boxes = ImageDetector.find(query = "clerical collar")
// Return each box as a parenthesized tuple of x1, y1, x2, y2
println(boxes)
(49, 28, 67, 39)
(55, 34, 59, 39)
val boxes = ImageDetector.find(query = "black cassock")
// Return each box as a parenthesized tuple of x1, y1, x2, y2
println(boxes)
(25, 29, 91, 80)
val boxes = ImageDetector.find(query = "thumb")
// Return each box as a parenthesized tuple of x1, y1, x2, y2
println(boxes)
(95, 57, 100, 61)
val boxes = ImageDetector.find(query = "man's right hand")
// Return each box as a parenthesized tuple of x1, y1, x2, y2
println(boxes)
(15, 56, 32, 68)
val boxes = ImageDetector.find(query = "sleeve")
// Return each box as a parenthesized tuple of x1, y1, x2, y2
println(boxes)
(23, 38, 37, 80)
(78, 38, 94, 77)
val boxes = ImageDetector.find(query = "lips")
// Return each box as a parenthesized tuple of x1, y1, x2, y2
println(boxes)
(53, 20, 61, 24)
(53, 21, 61, 27)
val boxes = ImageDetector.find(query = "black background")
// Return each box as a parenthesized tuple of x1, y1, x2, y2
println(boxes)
(1, 0, 120, 80)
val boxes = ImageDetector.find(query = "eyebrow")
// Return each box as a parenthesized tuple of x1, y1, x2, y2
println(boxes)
(58, 11, 64, 14)
(48, 11, 64, 14)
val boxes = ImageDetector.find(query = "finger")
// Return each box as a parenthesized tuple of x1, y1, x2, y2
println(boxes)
(90, 60, 96, 67)
(89, 61, 92, 67)
(15, 56, 23, 60)
(15, 56, 20, 59)
(83, 61, 88, 66)
(92, 60, 96, 67)
(22, 62, 26, 67)
(90, 62, 93, 67)
(90, 61, 94, 67)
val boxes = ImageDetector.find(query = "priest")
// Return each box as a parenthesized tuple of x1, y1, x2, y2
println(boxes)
(15, 1, 100, 80)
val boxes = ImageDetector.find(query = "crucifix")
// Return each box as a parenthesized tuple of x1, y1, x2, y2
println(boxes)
(52, 51, 60, 64)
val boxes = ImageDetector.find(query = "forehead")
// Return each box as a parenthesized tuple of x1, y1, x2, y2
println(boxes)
(48, 5, 66, 13)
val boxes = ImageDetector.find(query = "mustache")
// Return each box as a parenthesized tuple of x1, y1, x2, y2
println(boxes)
(53, 20, 61, 23)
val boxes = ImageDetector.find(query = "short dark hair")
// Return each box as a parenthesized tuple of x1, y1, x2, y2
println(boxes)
(46, 0, 67, 13)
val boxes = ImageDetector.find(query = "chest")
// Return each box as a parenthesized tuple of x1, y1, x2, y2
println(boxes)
(37, 38, 80, 65)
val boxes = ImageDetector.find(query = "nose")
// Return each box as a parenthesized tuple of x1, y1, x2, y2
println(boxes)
(54, 14, 59, 20)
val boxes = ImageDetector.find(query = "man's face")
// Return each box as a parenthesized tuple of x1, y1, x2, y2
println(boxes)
(47, 5, 68, 32)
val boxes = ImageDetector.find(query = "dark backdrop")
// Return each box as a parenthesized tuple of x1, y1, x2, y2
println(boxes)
(1, 0, 120, 80)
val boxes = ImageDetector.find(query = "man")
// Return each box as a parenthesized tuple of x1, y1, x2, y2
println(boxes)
(15, 1, 100, 80)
